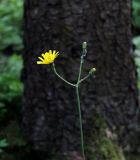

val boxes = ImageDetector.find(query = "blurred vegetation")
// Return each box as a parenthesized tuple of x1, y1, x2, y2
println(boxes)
(0, 54, 28, 159)
(0, 0, 28, 159)
(0, 0, 23, 52)
(133, 37, 140, 88)
(0, 55, 23, 105)
(133, 0, 140, 29)
(0, 0, 139, 159)
(133, 0, 140, 89)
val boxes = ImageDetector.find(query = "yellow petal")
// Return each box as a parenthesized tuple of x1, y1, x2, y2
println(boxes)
(56, 52, 59, 56)
(37, 61, 44, 64)
(54, 52, 58, 58)
(37, 50, 59, 65)
(49, 50, 52, 54)
(42, 53, 46, 58)
(53, 50, 56, 54)
(44, 52, 49, 55)
(38, 57, 44, 61)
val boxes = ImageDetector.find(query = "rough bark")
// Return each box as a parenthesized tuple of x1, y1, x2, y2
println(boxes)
(22, 0, 138, 159)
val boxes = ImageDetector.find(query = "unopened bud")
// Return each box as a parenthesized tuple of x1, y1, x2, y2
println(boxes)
(82, 42, 87, 49)
(89, 68, 96, 74)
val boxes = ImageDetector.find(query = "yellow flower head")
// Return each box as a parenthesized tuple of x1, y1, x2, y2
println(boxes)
(37, 50, 59, 64)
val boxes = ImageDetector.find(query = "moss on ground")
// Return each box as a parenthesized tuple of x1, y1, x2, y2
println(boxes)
(85, 114, 125, 160)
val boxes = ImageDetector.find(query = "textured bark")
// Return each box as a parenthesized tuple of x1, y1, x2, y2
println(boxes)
(22, 0, 138, 159)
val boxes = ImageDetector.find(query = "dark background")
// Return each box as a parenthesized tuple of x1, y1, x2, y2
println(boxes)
(0, 0, 140, 159)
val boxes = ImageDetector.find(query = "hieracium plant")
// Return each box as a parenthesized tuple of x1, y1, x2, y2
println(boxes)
(37, 42, 96, 160)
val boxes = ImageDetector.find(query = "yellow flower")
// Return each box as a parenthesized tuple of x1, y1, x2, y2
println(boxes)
(37, 50, 59, 64)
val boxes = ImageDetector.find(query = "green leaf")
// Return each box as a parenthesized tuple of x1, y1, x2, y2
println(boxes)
(132, 0, 140, 29)
(0, 0, 23, 52)
(0, 139, 8, 148)
(133, 36, 140, 50)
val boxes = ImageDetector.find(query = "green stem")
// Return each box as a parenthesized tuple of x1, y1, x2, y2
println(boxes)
(52, 43, 88, 160)
(78, 57, 83, 82)
(76, 86, 86, 160)
(79, 74, 90, 84)
(52, 63, 76, 87)
(76, 56, 86, 160)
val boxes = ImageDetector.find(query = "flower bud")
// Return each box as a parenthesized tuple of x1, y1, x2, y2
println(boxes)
(89, 68, 96, 74)
(82, 42, 87, 49)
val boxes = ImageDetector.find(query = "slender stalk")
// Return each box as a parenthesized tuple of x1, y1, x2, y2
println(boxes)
(79, 74, 90, 84)
(76, 55, 86, 160)
(52, 42, 89, 160)
(52, 63, 76, 87)
(76, 86, 86, 160)
(78, 57, 83, 82)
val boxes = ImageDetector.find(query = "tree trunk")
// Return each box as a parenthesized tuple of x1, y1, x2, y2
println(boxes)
(22, 0, 138, 159)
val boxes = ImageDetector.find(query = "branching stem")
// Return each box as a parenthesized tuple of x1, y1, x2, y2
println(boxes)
(52, 63, 76, 87)
(52, 43, 90, 160)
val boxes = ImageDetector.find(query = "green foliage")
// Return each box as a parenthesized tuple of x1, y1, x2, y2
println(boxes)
(133, 37, 140, 88)
(0, 0, 26, 158)
(0, 54, 23, 119)
(133, 36, 140, 50)
(0, 54, 27, 159)
(132, 0, 140, 29)
(0, 139, 8, 154)
(0, 139, 8, 148)
(0, 0, 23, 51)
(1, 121, 26, 147)
(0, 139, 8, 153)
